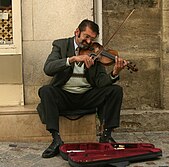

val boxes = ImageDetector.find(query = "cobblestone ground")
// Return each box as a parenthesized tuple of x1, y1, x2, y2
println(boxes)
(0, 131, 169, 167)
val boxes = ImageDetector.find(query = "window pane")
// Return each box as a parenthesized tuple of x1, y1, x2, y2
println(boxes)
(0, 0, 13, 45)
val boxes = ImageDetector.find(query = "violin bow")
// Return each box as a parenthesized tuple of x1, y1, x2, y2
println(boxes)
(103, 8, 135, 48)
(94, 9, 135, 58)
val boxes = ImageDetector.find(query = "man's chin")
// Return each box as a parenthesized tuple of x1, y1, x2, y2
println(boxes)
(79, 44, 90, 50)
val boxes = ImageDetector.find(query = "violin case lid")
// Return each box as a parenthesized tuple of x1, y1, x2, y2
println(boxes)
(59, 142, 162, 167)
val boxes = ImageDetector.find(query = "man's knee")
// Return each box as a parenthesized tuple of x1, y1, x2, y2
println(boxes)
(114, 85, 123, 93)
(38, 85, 54, 97)
(109, 85, 123, 94)
(108, 85, 123, 99)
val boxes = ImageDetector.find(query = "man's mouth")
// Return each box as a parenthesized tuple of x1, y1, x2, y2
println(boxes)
(79, 40, 91, 49)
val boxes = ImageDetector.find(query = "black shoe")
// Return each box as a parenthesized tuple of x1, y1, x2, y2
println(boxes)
(42, 140, 63, 158)
(99, 135, 116, 143)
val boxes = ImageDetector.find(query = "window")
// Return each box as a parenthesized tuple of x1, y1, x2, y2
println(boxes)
(0, 0, 21, 55)
(0, 0, 13, 45)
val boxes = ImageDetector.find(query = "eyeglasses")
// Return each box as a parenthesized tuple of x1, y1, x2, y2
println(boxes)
(82, 33, 96, 41)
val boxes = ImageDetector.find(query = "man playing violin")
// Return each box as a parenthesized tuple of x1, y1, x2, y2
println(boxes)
(37, 19, 127, 158)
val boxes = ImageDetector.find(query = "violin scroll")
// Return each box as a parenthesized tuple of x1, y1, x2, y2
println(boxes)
(126, 61, 138, 73)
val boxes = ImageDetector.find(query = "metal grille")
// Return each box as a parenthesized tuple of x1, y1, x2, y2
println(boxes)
(0, 8, 13, 44)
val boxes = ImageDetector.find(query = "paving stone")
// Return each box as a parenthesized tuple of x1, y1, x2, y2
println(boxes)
(0, 131, 168, 167)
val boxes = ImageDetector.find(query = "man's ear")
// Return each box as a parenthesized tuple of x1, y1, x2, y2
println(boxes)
(74, 28, 80, 37)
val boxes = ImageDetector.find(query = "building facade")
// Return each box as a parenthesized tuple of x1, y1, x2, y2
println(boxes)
(0, 0, 169, 141)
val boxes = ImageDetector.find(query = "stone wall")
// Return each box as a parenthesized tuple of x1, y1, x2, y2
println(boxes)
(161, 0, 169, 109)
(22, 0, 93, 104)
(103, 0, 162, 110)
(22, 0, 169, 111)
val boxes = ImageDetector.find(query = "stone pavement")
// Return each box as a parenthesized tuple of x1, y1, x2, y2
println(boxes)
(0, 131, 169, 167)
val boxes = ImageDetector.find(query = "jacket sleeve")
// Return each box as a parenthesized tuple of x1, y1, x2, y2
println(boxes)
(44, 39, 69, 76)
(92, 62, 119, 88)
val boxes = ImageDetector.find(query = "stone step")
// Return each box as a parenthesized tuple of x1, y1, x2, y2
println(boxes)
(0, 105, 168, 142)
(0, 105, 96, 142)
(118, 109, 169, 132)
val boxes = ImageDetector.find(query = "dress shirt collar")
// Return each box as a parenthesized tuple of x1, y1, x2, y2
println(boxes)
(74, 37, 78, 50)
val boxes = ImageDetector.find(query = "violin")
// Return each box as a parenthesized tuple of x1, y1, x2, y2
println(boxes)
(78, 9, 137, 73)
(79, 42, 138, 73)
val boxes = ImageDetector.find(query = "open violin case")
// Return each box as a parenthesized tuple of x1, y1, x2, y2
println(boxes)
(59, 142, 162, 167)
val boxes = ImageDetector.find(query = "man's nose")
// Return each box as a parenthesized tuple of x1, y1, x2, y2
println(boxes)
(86, 38, 91, 44)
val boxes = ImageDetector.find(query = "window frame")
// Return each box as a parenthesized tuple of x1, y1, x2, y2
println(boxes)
(0, 0, 21, 55)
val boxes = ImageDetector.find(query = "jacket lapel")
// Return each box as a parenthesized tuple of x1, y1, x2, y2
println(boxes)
(67, 37, 75, 58)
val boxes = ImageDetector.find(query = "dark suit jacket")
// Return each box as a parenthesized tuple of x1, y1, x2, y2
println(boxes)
(44, 37, 119, 87)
